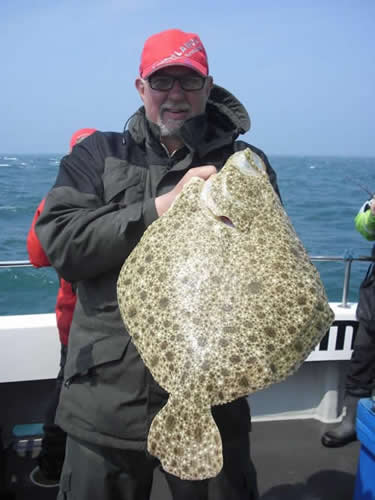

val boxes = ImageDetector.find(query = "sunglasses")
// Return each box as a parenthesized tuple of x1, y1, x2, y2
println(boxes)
(147, 74, 206, 91)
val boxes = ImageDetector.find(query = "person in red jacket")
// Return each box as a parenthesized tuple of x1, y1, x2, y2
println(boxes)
(27, 128, 96, 488)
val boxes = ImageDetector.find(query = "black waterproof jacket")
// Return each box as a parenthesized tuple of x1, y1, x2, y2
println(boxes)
(35, 84, 280, 450)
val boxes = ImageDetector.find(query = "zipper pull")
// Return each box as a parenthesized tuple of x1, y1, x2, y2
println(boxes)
(64, 376, 73, 388)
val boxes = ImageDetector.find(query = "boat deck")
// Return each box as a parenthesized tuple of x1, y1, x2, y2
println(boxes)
(1, 418, 360, 500)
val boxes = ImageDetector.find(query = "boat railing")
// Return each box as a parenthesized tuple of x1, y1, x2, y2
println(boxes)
(0, 260, 32, 268)
(0, 256, 372, 382)
(1, 255, 374, 308)
(309, 254, 374, 308)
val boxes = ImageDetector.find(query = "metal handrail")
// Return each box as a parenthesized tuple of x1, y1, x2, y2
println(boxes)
(0, 260, 32, 268)
(310, 255, 374, 308)
(1, 256, 374, 308)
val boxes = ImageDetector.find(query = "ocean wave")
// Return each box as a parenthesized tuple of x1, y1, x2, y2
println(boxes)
(0, 153, 373, 314)
(0, 206, 17, 211)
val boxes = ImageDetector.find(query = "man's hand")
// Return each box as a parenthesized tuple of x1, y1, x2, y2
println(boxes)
(155, 165, 217, 217)
(370, 198, 375, 216)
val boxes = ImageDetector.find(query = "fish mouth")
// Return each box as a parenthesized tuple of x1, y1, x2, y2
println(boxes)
(219, 216, 234, 227)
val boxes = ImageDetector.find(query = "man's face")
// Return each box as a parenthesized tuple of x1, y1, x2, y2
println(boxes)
(136, 66, 213, 136)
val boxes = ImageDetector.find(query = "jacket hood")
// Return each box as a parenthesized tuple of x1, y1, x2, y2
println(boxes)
(207, 84, 250, 135)
(127, 84, 250, 155)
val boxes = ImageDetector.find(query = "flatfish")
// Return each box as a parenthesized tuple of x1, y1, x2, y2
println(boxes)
(117, 148, 334, 480)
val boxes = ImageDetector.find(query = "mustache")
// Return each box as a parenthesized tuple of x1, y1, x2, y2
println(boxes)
(160, 103, 191, 113)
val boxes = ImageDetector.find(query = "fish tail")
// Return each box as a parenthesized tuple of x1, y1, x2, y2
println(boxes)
(147, 394, 223, 480)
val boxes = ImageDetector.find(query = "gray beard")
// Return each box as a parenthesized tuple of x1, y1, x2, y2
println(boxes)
(158, 119, 185, 137)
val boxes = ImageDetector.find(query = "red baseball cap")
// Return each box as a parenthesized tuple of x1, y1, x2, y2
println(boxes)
(69, 128, 97, 152)
(139, 29, 209, 79)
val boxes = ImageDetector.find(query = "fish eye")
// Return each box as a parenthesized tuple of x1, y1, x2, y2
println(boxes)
(235, 150, 266, 176)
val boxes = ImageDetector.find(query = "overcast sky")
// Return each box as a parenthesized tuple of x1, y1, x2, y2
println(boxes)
(0, 0, 374, 156)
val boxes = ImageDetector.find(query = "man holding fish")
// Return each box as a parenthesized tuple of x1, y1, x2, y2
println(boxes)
(36, 28, 280, 500)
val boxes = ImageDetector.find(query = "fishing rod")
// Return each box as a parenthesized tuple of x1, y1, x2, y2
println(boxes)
(345, 175, 375, 199)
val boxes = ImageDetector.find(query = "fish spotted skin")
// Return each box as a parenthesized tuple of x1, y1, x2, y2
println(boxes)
(117, 148, 334, 480)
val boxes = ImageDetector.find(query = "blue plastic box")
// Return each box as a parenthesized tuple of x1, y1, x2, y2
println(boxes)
(354, 398, 375, 500)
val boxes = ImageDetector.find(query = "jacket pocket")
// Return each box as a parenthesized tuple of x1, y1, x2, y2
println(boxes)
(62, 335, 149, 440)
(102, 158, 146, 205)
(64, 335, 130, 385)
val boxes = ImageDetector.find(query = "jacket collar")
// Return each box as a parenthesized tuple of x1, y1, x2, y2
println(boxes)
(127, 84, 250, 158)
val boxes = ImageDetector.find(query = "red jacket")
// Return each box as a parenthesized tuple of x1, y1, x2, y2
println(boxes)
(27, 198, 75, 346)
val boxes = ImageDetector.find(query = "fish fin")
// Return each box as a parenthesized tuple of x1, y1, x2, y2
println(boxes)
(147, 394, 223, 480)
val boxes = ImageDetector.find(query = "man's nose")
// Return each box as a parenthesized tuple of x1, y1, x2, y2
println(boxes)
(168, 79, 185, 98)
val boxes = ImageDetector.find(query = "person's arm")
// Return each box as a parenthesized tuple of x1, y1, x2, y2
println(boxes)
(35, 133, 159, 282)
(26, 198, 50, 267)
(355, 200, 375, 241)
(35, 132, 216, 282)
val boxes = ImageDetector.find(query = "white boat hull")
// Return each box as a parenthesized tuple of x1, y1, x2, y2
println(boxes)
(0, 303, 358, 424)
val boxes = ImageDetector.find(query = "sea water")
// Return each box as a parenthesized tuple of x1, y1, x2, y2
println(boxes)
(0, 153, 374, 315)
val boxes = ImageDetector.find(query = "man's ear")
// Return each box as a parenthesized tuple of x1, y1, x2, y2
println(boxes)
(135, 77, 145, 101)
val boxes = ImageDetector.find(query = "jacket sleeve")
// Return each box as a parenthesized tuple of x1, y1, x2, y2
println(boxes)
(355, 201, 375, 241)
(27, 198, 51, 267)
(35, 133, 158, 282)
